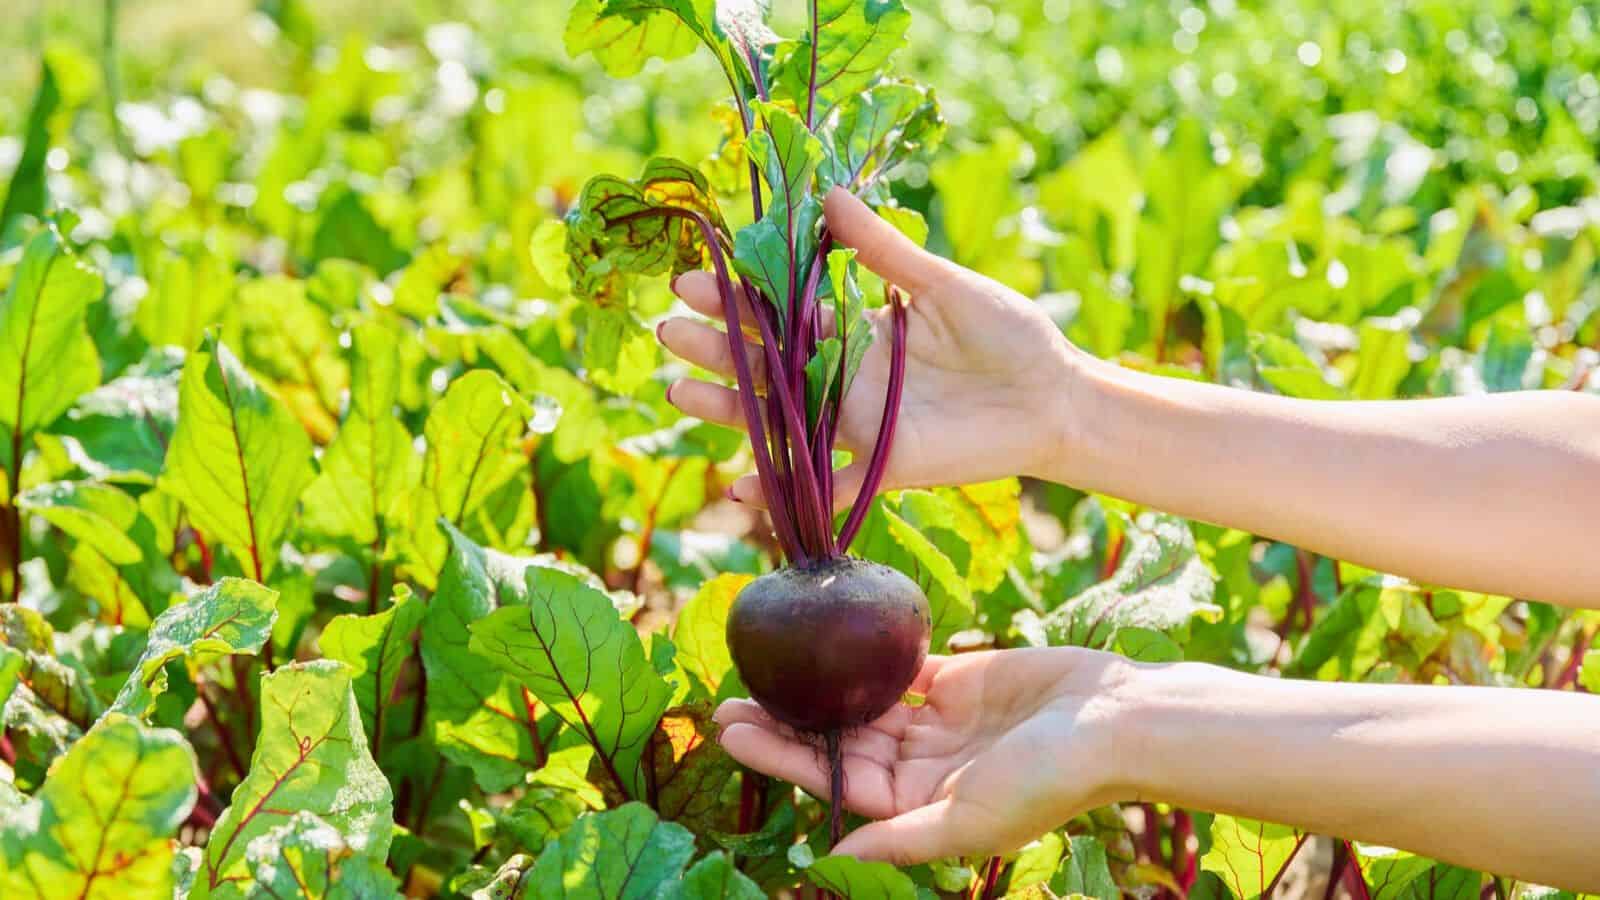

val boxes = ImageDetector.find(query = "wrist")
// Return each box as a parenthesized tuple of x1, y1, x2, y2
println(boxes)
(1028, 343, 1123, 488)
(1099, 659, 1244, 805)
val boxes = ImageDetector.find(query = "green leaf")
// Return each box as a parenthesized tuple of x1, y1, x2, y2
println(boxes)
(16, 481, 141, 565)
(233, 811, 403, 900)
(158, 334, 314, 580)
(524, 803, 695, 898)
(198, 659, 392, 896)
(0, 57, 64, 233)
(310, 186, 407, 277)
(566, 158, 727, 302)
(0, 715, 197, 899)
(819, 82, 942, 197)
(905, 480, 1024, 594)
(317, 585, 424, 751)
(1350, 318, 1413, 400)
(406, 368, 532, 581)
(774, 0, 911, 115)
(1049, 835, 1119, 900)
(0, 227, 102, 447)
(302, 321, 419, 545)
(469, 565, 673, 801)
(1249, 334, 1345, 400)
(46, 349, 181, 484)
(419, 524, 559, 792)
(107, 577, 278, 719)
(673, 573, 752, 700)
(802, 854, 918, 900)
(1353, 844, 1442, 900)
(566, 0, 728, 84)
(1200, 815, 1302, 900)
(136, 243, 232, 352)
(1039, 512, 1220, 649)
(658, 852, 765, 900)
(0, 644, 22, 710)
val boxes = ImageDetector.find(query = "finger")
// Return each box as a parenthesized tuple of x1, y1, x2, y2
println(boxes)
(824, 187, 953, 293)
(716, 699, 900, 765)
(658, 318, 767, 387)
(717, 722, 898, 818)
(674, 271, 761, 331)
(907, 655, 950, 696)
(831, 798, 965, 865)
(676, 270, 836, 337)
(667, 379, 745, 431)
(727, 461, 866, 511)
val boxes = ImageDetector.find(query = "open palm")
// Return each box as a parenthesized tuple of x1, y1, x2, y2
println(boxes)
(660, 187, 1076, 509)
(713, 648, 1129, 865)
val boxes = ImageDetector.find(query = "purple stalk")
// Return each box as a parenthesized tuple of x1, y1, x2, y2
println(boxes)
(805, 0, 821, 129)
(619, 207, 806, 560)
(744, 282, 832, 554)
(838, 288, 909, 550)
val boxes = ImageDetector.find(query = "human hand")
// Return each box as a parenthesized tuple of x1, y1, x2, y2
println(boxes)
(712, 647, 1132, 864)
(659, 187, 1085, 509)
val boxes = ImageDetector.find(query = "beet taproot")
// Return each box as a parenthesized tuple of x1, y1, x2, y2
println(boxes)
(727, 557, 931, 734)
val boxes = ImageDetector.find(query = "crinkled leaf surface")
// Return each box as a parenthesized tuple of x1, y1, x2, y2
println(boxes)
(565, 158, 725, 302)
(46, 350, 181, 485)
(108, 577, 277, 718)
(1041, 512, 1220, 648)
(775, 0, 910, 114)
(158, 334, 314, 580)
(469, 565, 673, 801)
(198, 660, 392, 896)
(0, 715, 197, 899)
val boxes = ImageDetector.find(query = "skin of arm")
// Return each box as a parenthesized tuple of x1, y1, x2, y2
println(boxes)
(1110, 658, 1600, 890)
(1053, 349, 1600, 609)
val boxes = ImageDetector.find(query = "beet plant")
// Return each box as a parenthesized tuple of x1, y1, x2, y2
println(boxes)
(565, 0, 946, 845)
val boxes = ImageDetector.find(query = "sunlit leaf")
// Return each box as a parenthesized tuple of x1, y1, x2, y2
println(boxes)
(470, 565, 673, 801)
(0, 716, 196, 899)
(107, 577, 277, 719)
(198, 660, 392, 896)
(1200, 815, 1302, 900)
(317, 585, 424, 752)
(159, 334, 314, 580)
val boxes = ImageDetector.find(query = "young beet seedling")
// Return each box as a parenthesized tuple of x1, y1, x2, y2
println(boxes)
(565, 0, 945, 845)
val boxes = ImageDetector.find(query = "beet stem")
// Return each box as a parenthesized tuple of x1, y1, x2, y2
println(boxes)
(824, 729, 845, 850)
(838, 288, 909, 549)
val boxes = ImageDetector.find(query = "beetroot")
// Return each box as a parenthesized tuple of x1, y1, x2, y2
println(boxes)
(728, 558, 931, 733)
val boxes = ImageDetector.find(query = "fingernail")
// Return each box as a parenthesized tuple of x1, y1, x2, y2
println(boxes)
(724, 485, 741, 503)
(670, 274, 682, 294)
(655, 319, 668, 342)
(666, 381, 677, 405)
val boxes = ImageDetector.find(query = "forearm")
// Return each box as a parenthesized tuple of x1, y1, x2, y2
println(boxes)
(1052, 351, 1600, 608)
(1108, 661, 1600, 889)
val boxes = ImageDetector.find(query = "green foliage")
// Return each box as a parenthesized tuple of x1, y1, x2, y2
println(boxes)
(0, 0, 1594, 895)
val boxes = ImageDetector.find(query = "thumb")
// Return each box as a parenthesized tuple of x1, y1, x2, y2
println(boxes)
(830, 800, 962, 866)
(823, 187, 951, 293)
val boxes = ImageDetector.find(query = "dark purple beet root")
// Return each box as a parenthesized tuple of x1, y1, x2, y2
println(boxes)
(727, 557, 931, 733)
